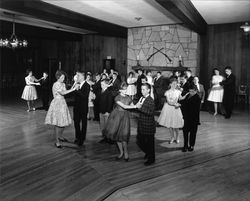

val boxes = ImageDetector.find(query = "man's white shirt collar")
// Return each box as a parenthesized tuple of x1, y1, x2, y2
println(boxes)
(80, 81, 85, 89)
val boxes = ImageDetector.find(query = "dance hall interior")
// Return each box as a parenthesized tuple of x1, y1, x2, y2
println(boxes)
(0, 1, 250, 201)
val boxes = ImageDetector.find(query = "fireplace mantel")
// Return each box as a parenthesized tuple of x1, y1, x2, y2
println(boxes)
(132, 66, 188, 72)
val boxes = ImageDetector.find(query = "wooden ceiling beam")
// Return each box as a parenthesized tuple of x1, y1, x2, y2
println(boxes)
(0, 0, 127, 38)
(155, 0, 207, 34)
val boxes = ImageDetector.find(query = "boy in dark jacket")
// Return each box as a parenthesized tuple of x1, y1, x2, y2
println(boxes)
(182, 84, 201, 152)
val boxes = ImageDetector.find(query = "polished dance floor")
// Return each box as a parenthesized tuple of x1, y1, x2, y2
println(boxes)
(0, 96, 249, 201)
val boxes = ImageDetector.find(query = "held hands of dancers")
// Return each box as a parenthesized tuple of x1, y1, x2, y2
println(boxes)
(179, 92, 189, 100)
(136, 102, 142, 109)
(174, 102, 181, 109)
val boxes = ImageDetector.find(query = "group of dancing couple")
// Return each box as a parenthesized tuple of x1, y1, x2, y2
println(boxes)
(21, 66, 235, 166)
(21, 69, 49, 111)
(38, 69, 156, 166)
(207, 66, 236, 118)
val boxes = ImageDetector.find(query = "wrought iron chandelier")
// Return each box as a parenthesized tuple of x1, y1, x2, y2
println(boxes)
(0, 17, 28, 49)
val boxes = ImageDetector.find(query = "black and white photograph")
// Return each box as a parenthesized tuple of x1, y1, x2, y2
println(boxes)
(0, 0, 250, 201)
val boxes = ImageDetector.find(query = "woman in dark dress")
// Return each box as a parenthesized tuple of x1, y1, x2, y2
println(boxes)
(103, 82, 133, 161)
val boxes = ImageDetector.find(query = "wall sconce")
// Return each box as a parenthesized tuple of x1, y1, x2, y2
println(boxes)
(240, 22, 250, 33)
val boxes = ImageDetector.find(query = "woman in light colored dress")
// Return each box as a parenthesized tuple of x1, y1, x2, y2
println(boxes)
(45, 70, 77, 148)
(207, 68, 224, 116)
(21, 69, 41, 112)
(126, 72, 137, 99)
(158, 78, 189, 144)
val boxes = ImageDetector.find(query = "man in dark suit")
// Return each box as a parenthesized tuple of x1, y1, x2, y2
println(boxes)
(109, 72, 121, 97)
(73, 71, 90, 146)
(99, 79, 114, 143)
(135, 83, 156, 166)
(193, 76, 205, 108)
(154, 71, 165, 110)
(136, 68, 146, 101)
(220, 66, 236, 119)
(179, 75, 190, 116)
(92, 73, 101, 121)
(182, 84, 201, 152)
(40, 71, 50, 110)
(180, 75, 190, 96)
(185, 69, 194, 84)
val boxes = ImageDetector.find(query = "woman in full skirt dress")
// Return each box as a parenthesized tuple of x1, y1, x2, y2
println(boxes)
(158, 78, 189, 144)
(21, 69, 41, 112)
(45, 70, 77, 148)
(207, 68, 224, 116)
(103, 82, 133, 161)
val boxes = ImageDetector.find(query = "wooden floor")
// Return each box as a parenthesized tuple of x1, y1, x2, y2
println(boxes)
(0, 95, 250, 201)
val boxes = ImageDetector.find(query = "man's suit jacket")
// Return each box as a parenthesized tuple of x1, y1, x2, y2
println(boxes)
(99, 88, 114, 114)
(40, 78, 50, 92)
(154, 76, 164, 96)
(137, 96, 156, 135)
(197, 83, 205, 103)
(182, 93, 201, 126)
(181, 81, 190, 96)
(220, 73, 236, 100)
(111, 78, 121, 97)
(73, 82, 90, 118)
(187, 76, 194, 85)
(92, 80, 102, 99)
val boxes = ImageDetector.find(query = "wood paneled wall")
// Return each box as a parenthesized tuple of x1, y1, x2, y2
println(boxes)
(81, 35, 127, 76)
(0, 21, 127, 89)
(0, 21, 82, 88)
(200, 22, 250, 90)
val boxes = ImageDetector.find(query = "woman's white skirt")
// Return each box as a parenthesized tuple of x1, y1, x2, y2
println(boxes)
(21, 85, 38, 101)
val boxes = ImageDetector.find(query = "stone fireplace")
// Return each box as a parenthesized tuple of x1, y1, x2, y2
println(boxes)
(127, 24, 200, 77)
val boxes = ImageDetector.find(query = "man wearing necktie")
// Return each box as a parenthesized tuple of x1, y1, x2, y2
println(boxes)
(73, 71, 90, 146)
(135, 83, 156, 166)
(98, 79, 114, 143)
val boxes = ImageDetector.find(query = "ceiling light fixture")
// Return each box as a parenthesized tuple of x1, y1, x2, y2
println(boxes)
(240, 22, 250, 33)
(0, 15, 28, 49)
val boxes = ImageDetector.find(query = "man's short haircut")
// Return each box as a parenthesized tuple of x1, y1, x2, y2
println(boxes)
(225, 66, 232, 71)
(142, 83, 151, 90)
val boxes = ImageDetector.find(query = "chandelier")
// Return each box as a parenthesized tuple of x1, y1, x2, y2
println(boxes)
(240, 22, 250, 33)
(0, 17, 28, 49)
